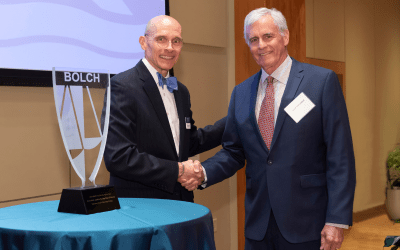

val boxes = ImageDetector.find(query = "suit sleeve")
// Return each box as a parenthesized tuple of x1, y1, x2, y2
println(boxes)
(102, 77, 179, 194)
(322, 71, 356, 226)
(201, 86, 246, 186)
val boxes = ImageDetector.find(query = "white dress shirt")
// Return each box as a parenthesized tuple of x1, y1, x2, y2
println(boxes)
(142, 58, 180, 156)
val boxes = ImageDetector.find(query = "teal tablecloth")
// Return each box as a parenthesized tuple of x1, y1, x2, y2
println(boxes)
(0, 198, 216, 250)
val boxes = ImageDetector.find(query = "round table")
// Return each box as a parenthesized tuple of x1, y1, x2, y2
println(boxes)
(0, 198, 216, 250)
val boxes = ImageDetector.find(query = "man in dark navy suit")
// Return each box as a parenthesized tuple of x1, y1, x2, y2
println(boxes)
(191, 7, 356, 250)
(102, 15, 225, 202)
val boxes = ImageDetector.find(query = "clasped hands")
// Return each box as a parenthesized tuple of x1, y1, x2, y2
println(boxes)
(177, 160, 204, 191)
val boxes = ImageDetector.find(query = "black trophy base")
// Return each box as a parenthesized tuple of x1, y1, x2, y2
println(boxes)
(58, 185, 120, 215)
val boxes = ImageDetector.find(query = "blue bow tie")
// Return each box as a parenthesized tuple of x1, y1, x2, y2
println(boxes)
(157, 72, 178, 93)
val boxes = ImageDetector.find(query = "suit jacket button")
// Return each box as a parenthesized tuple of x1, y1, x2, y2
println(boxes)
(268, 160, 273, 165)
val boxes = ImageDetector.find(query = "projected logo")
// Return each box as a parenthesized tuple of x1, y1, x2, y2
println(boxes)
(52, 68, 110, 187)
(0, 0, 165, 73)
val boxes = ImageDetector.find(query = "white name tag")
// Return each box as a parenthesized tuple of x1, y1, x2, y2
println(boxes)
(284, 92, 315, 123)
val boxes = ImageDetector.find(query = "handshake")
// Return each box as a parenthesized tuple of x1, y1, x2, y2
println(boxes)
(177, 160, 204, 191)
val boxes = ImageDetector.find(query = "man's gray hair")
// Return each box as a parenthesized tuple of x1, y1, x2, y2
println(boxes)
(244, 8, 288, 45)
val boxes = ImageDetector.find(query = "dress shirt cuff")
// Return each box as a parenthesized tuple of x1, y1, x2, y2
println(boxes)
(200, 166, 208, 188)
(325, 223, 349, 229)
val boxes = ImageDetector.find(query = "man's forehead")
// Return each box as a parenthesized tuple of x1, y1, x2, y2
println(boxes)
(150, 22, 181, 36)
(153, 29, 182, 38)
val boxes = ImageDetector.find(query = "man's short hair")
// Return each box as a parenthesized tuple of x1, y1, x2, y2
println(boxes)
(244, 7, 288, 46)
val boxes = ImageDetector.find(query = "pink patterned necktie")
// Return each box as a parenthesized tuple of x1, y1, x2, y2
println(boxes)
(259, 76, 274, 150)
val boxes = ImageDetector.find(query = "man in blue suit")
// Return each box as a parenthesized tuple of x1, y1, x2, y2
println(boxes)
(102, 15, 225, 202)
(190, 7, 356, 250)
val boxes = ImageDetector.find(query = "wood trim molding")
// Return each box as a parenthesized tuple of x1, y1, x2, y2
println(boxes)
(304, 58, 346, 99)
(353, 205, 387, 223)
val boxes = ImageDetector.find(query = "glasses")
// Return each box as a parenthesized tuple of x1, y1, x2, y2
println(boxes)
(145, 35, 183, 49)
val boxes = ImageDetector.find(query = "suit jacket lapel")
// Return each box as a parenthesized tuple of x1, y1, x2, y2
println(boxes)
(270, 58, 304, 150)
(139, 62, 178, 159)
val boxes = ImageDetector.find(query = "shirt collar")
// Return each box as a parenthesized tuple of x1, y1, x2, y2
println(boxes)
(142, 58, 170, 85)
(260, 55, 292, 85)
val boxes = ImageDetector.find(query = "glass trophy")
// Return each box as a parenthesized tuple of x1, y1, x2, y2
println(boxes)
(52, 67, 120, 214)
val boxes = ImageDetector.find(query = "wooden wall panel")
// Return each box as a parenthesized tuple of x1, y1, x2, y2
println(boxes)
(235, 1, 346, 248)
(235, 1, 306, 249)
(235, 0, 306, 88)
(0, 87, 110, 208)
(312, 0, 345, 62)
(234, 0, 266, 84)
(264, 0, 307, 62)
(234, 1, 265, 249)
(304, 58, 346, 99)
(0, 87, 70, 203)
(170, 0, 227, 47)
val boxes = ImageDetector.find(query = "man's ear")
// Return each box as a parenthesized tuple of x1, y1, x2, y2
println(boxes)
(139, 36, 146, 51)
(283, 30, 289, 47)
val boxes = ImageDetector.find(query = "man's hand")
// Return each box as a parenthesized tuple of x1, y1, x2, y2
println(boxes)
(320, 225, 344, 250)
(177, 160, 204, 191)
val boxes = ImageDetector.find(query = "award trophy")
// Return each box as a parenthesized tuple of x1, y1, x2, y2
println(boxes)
(53, 67, 120, 214)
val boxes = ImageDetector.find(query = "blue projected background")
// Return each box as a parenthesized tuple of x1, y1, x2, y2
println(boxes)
(0, 0, 165, 74)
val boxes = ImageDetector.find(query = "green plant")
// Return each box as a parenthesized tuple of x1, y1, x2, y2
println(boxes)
(387, 146, 400, 189)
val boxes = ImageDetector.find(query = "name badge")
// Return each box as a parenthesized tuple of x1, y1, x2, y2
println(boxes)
(284, 92, 315, 123)
(185, 117, 191, 129)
